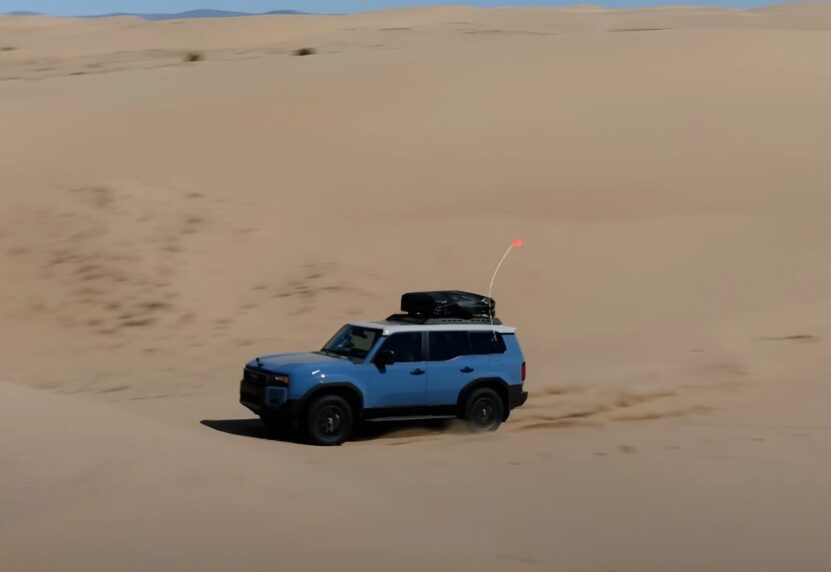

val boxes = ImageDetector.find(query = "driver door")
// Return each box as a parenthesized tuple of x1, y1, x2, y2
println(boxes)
(366, 332, 427, 409)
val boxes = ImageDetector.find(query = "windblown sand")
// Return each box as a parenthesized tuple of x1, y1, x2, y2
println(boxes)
(1, 4, 831, 571)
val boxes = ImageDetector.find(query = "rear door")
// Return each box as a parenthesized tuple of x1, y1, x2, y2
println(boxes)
(366, 332, 428, 408)
(425, 331, 478, 406)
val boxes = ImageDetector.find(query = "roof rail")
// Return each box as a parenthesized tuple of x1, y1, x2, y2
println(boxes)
(385, 314, 503, 326)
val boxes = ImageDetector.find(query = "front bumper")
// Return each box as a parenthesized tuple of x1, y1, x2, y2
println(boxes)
(240, 379, 291, 415)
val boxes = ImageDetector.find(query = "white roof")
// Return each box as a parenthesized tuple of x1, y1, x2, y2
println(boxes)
(349, 320, 516, 336)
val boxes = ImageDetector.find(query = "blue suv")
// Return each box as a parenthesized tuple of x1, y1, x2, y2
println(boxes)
(239, 292, 528, 445)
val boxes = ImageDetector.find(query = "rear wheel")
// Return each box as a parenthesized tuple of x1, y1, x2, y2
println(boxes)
(304, 394, 354, 446)
(464, 388, 504, 432)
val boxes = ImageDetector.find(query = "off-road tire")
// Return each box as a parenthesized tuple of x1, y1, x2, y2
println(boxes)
(464, 388, 504, 432)
(304, 394, 354, 446)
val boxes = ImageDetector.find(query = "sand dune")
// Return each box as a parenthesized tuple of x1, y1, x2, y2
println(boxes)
(3, 373, 830, 571)
(2, 4, 831, 570)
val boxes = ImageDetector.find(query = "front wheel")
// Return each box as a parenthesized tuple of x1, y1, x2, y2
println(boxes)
(464, 388, 504, 432)
(304, 395, 354, 446)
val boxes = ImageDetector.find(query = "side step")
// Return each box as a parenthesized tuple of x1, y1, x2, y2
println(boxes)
(365, 414, 457, 423)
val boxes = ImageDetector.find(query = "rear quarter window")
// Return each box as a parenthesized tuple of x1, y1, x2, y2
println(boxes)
(469, 332, 507, 355)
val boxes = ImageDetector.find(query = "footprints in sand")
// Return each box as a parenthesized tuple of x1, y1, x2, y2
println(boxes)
(242, 261, 372, 320)
(0, 181, 379, 398)
(3, 182, 372, 344)
(1, 184, 218, 337)
(268, 262, 342, 314)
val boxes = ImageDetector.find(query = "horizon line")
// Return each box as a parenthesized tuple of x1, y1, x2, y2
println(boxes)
(1, 2, 797, 19)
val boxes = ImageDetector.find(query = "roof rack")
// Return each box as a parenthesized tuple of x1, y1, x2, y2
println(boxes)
(385, 314, 502, 326)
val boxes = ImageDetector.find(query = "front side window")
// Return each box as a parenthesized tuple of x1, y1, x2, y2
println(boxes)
(428, 331, 472, 361)
(321, 325, 382, 360)
(378, 332, 423, 362)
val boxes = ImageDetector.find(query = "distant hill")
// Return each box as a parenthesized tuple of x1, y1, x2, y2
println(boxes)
(88, 10, 250, 20)
(4, 9, 306, 20)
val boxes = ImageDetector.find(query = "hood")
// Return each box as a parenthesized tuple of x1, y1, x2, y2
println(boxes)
(247, 352, 347, 376)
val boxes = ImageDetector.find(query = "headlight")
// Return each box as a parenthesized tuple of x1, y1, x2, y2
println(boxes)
(272, 374, 289, 386)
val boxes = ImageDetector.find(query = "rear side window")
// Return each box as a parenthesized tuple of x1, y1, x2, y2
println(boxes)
(470, 332, 507, 355)
(379, 332, 423, 362)
(428, 331, 472, 361)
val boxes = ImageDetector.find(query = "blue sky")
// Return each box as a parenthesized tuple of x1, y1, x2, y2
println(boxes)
(0, 0, 782, 16)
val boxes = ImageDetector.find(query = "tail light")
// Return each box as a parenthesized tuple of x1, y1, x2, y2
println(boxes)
(521, 361, 526, 382)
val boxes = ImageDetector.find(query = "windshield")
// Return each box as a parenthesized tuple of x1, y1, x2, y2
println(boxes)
(321, 325, 382, 361)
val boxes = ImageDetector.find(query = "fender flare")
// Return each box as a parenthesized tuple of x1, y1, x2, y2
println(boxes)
(298, 382, 365, 418)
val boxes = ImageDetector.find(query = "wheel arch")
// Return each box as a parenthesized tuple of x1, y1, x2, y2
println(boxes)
(299, 382, 365, 420)
(457, 377, 511, 421)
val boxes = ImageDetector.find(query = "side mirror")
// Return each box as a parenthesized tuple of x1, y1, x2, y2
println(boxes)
(374, 349, 395, 367)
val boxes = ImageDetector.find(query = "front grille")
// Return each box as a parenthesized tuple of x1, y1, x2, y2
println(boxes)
(240, 377, 288, 410)
(244, 368, 267, 385)
(243, 367, 285, 386)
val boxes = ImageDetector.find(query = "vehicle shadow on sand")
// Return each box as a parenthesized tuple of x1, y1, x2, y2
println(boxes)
(200, 418, 456, 445)
(200, 419, 275, 440)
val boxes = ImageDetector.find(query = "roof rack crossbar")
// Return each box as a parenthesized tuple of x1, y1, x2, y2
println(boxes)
(385, 314, 502, 326)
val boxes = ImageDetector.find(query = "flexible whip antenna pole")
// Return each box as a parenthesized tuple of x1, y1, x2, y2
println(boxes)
(488, 239, 524, 330)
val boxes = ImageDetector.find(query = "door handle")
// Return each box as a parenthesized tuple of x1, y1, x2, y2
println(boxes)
(410, 368, 426, 376)
(460, 366, 474, 374)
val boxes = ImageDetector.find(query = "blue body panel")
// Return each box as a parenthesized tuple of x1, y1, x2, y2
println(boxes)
(481, 334, 525, 386)
(425, 355, 479, 405)
(365, 360, 428, 407)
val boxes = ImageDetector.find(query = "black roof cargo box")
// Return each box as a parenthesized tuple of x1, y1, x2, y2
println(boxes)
(400, 291, 494, 320)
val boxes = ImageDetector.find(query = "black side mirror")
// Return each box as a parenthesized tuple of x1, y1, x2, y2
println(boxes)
(374, 349, 395, 367)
